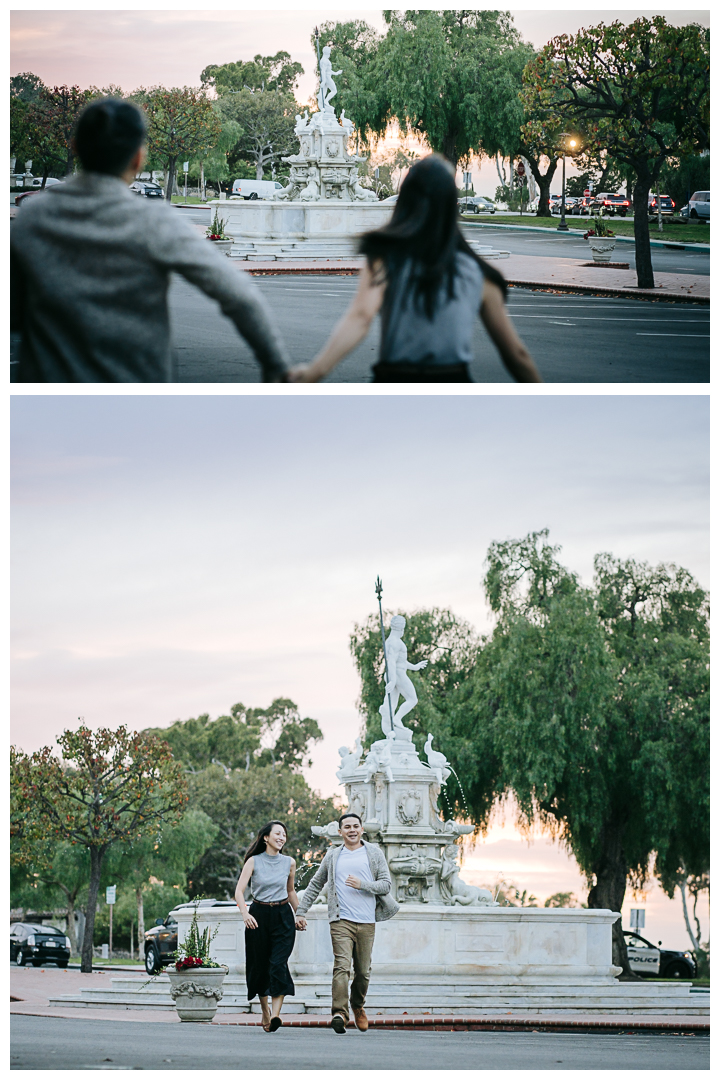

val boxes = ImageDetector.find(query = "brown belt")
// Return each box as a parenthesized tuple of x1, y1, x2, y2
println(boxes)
(251, 898, 289, 907)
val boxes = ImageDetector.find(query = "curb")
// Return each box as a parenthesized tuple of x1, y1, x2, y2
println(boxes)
(461, 220, 710, 251)
(503, 279, 710, 304)
(217, 1015, 709, 1035)
(242, 264, 709, 303)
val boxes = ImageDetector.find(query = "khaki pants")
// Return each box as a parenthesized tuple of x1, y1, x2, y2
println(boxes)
(329, 920, 376, 1023)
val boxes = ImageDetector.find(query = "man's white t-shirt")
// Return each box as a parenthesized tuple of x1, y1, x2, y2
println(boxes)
(335, 845, 376, 923)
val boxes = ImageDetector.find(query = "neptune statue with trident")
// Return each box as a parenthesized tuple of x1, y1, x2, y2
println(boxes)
(375, 578, 428, 739)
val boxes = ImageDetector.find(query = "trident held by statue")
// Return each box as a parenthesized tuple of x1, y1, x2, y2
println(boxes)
(375, 576, 395, 732)
(313, 27, 325, 111)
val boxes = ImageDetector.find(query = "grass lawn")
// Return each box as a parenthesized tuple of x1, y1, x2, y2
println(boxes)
(170, 195, 209, 206)
(462, 214, 710, 245)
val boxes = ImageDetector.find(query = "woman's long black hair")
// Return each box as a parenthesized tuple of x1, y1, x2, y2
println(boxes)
(359, 154, 508, 319)
(244, 820, 288, 863)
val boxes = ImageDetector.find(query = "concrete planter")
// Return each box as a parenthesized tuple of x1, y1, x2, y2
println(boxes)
(166, 965, 228, 1021)
(588, 236, 617, 263)
(208, 239, 233, 256)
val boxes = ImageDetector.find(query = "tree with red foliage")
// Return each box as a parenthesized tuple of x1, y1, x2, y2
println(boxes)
(11, 725, 187, 972)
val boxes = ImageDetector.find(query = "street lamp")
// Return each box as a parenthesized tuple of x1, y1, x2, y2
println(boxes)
(557, 133, 577, 232)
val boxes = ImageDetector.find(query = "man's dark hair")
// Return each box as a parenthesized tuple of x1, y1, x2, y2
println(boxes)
(338, 812, 362, 827)
(74, 98, 146, 177)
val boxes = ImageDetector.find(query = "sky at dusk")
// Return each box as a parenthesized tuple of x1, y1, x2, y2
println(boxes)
(10, 6, 710, 194)
(11, 394, 709, 947)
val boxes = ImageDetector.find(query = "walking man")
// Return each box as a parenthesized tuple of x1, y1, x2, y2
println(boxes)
(295, 813, 398, 1033)
(11, 98, 289, 382)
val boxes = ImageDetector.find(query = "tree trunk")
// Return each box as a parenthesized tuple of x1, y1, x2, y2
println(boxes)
(632, 170, 654, 289)
(524, 154, 559, 217)
(678, 877, 700, 953)
(165, 157, 177, 202)
(81, 846, 105, 973)
(586, 823, 637, 979)
(136, 887, 145, 945)
(255, 160, 264, 181)
(440, 134, 458, 169)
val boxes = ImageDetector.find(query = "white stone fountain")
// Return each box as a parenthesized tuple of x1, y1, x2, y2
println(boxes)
(210, 48, 509, 264)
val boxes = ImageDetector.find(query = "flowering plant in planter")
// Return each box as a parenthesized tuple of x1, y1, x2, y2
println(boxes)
(206, 208, 228, 241)
(583, 211, 614, 239)
(171, 906, 222, 970)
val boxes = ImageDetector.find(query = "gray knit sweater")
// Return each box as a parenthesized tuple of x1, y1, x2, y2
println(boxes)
(296, 841, 400, 923)
(10, 172, 290, 382)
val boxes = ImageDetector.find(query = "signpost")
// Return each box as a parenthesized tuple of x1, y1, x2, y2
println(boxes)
(106, 885, 116, 959)
(516, 160, 526, 216)
(629, 908, 645, 931)
(183, 161, 189, 204)
(463, 170, 472, 211)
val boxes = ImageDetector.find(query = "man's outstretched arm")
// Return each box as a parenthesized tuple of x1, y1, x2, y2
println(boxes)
(150, 208, 290, 381)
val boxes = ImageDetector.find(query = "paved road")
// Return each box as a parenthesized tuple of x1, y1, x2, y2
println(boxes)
(10, 1015, 710, 1070)
(165, 275, 709, 383)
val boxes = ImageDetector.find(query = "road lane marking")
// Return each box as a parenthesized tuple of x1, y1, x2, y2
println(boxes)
(509, 315, 708, 324)
(636, 333, 710, 338)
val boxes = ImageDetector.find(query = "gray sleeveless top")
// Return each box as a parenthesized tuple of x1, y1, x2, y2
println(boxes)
(251, 852, 292, 902)
(380, 251, 484, 367)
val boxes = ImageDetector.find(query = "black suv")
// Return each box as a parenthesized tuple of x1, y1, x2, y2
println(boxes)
(623, 931, 696, 979)
(11, 922, 71, 967)
(143, 899, 238, 974)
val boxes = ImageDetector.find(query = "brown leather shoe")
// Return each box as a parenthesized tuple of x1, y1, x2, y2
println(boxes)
(352, 1007, 369, 1032)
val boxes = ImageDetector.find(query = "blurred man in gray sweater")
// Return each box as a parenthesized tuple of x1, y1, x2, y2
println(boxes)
(10, 99, 289, 382)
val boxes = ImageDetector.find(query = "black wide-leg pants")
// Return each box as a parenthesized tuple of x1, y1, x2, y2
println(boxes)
(245, 901, 296, 1001)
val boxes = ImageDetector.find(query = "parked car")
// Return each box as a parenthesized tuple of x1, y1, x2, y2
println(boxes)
(458, 196, 496, 214)
(231, 179, 285, 200)
(14, 179, 63, 206)
(590, 193, 631, 217)
(623, 931, 696, 979)
(686, 190, 710, 220)
(11, 922, 71, 967)
(129, 181, 165, 199)
(143, 899, 238, 975)
(648, 194, 675, 219)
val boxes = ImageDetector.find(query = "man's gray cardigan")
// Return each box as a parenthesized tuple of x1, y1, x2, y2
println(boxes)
(10, 172, 290, 383)
(296, 841, 400, 923)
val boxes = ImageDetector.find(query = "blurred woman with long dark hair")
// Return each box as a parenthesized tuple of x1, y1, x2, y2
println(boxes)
(288, 155, 541, 383)
(234, 820, 300, 1032)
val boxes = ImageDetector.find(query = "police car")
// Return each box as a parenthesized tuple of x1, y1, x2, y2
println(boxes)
(624, 930, 696, 979)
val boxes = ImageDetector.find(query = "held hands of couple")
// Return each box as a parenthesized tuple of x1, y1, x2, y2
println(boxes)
(295, 916, 307, 931)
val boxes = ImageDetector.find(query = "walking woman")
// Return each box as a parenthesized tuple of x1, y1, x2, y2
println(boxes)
(288, 155, 541, 383)
(235, 821, 299, 1032)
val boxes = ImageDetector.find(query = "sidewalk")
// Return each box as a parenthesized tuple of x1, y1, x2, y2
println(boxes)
(11, 968, 708, 1033)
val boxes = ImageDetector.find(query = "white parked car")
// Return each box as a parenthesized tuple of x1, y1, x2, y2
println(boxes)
(231, 179, 285, 200)
(687, 190, 710, 220)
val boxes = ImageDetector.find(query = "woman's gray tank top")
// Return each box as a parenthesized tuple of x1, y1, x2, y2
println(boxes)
(251, 852, 292, 902)
(380, 251, 484, 367)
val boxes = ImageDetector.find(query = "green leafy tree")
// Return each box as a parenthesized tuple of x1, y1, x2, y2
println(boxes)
(139, 86, 222, 200)
(218, 88, 298, 181)
(143, 698, 322, 774)
(520, 17, 710, 287)
(102, 808, 218, 945)
(656, 152, 710, 214)
(11, 71, 45, 102)
(544, 891, 580, 908)
(185, 765, 337, 898)
(39, 84, 94, 177)
(201, 52, 304, 96)
(11, 725, 187, 971)
(478, 530, 709, 975)
(10, 843, 90, 954)
(345, 9, 525, 166)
